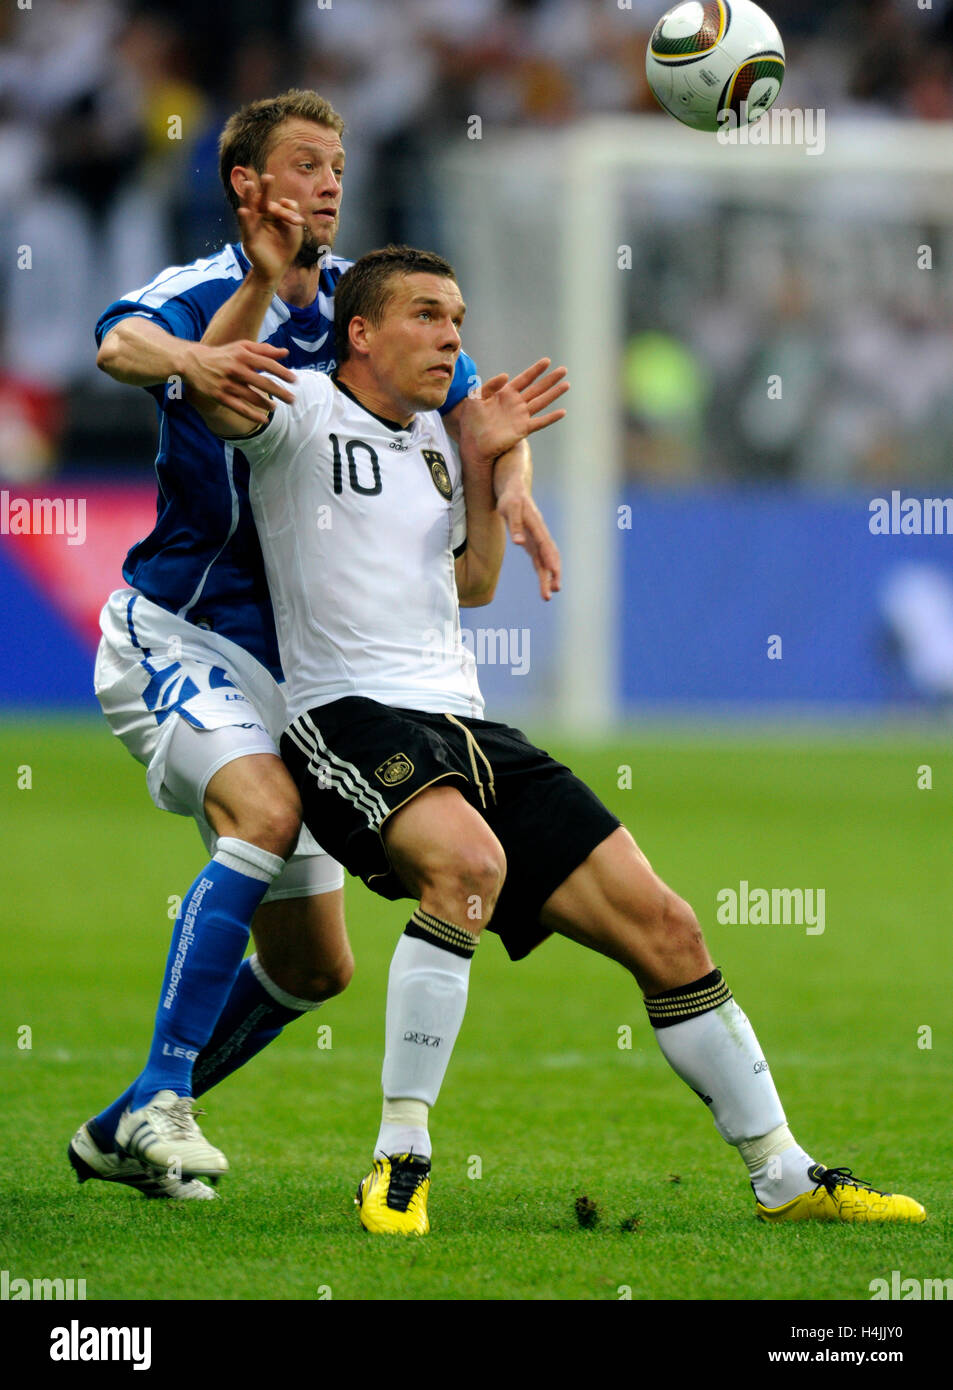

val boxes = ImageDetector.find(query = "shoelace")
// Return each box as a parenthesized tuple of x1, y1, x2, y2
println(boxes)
(813, 1166, 881, 1197)
(165, 1098, 206, 1137)
(387, 1155, 429, 1211)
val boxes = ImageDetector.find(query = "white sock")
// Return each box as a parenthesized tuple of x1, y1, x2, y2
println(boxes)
(375, 924, 475, 1160)
(648, 974, 816, 1200)
(738, 1124, 818, 1206)
(375, 1099, 431, 1162)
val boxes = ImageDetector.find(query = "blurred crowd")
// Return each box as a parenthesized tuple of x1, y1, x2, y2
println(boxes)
(621, 206, 953, 489)
(1, 0, 952, 482)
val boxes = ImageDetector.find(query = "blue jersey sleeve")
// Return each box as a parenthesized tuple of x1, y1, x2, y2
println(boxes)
(95, 253, 248, 405)
(95, 294, 210, 408)
(95, 285, 222, 349)
(95, 252, 247, 349)
(440, 350, 478, 415)
(95, 297, 199, 349)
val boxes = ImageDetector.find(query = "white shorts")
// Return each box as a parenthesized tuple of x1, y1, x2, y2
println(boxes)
(94, 588, 344, 902)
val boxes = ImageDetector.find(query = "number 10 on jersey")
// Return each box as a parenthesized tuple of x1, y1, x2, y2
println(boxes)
(330, 433, 383, 497)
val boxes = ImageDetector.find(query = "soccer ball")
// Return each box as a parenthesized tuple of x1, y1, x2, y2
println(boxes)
(645, 0, 785, 134)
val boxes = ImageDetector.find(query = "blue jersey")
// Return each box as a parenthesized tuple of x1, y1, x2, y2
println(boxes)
(96, 243, 478, 678)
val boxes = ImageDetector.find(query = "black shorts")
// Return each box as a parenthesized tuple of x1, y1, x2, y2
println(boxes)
(280, 697, 620, 960)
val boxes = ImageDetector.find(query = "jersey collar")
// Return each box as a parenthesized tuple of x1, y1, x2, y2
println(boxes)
(232, 242, 335, 307)
(331, 374, 413, 433)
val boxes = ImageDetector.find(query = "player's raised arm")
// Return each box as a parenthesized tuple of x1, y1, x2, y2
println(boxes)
(96, 316, 197, 389)
(100, 175, 304, 430)
(202, 175, 305, 350)
(454, 358, 568, 606)
(95, 293, 297, 423)
(446, 368, 565, 602)
(185, 175, 305, 428)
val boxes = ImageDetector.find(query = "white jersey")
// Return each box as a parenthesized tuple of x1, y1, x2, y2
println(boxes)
(239, 370, 484, 724)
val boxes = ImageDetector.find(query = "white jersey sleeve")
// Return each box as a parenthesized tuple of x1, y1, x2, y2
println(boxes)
(238, 370, 335, 470)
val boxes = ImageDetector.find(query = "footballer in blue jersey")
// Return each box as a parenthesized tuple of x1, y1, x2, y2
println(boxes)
(70, 89, 561, 1196)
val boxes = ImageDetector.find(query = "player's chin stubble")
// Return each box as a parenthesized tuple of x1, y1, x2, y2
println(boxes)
(295, 224, 333, 270)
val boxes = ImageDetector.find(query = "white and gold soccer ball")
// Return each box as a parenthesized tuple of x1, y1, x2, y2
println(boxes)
(645, 0, 785, 134)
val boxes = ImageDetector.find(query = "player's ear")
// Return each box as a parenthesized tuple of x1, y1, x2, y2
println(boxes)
(230, 165, 258, 202)
(348, 315, 372, 358)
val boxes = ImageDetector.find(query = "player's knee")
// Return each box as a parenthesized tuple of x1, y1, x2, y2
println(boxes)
(255, 806, 302, 861)
(264, 940, 354, 1003)
(663, 890, 701, 940)
(421, 841, 506, 930)
(320, 943, 355, 999)
(646, 886, 697, 944)
(652, 890, 709, 971)
(205, 756, 303, 860)
(448, 845, 506, 921)
(233, 797, 302, 861)
(298, 946, 355, 1002)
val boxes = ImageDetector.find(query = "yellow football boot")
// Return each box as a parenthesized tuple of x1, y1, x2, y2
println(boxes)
(757, 1164, 926, 1223)
(355, 1153, 431, 1235)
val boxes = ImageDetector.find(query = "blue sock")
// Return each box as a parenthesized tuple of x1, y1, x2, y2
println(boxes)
(89, 1085, 136, 1152)
(193, 955, 316, 1095)
(88, 956, 313, 1152)
(125, 838, 284, 1112)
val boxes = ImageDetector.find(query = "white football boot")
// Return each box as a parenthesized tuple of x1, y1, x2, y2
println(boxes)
(69, 1121, 218, 1200)
(115, 1090, 229, 1179)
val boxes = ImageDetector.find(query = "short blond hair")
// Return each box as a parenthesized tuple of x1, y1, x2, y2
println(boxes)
(218, 89, 345, 213)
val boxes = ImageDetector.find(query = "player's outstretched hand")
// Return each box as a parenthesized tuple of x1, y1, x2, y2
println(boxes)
(463, 357, 568, 463)
(183, 341, 296, 425)
(236, 174, 305, 285)
(495, 484, 562, 601)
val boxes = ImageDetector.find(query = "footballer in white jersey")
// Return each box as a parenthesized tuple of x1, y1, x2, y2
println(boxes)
(191, 243, 928, 1238)
(194, 244, 589, 964)
(238, 369, 483, 724)
(190, 232, 930, 1239)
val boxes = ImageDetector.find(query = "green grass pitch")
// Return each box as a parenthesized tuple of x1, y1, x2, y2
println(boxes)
(1, 718, 949, 1302)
